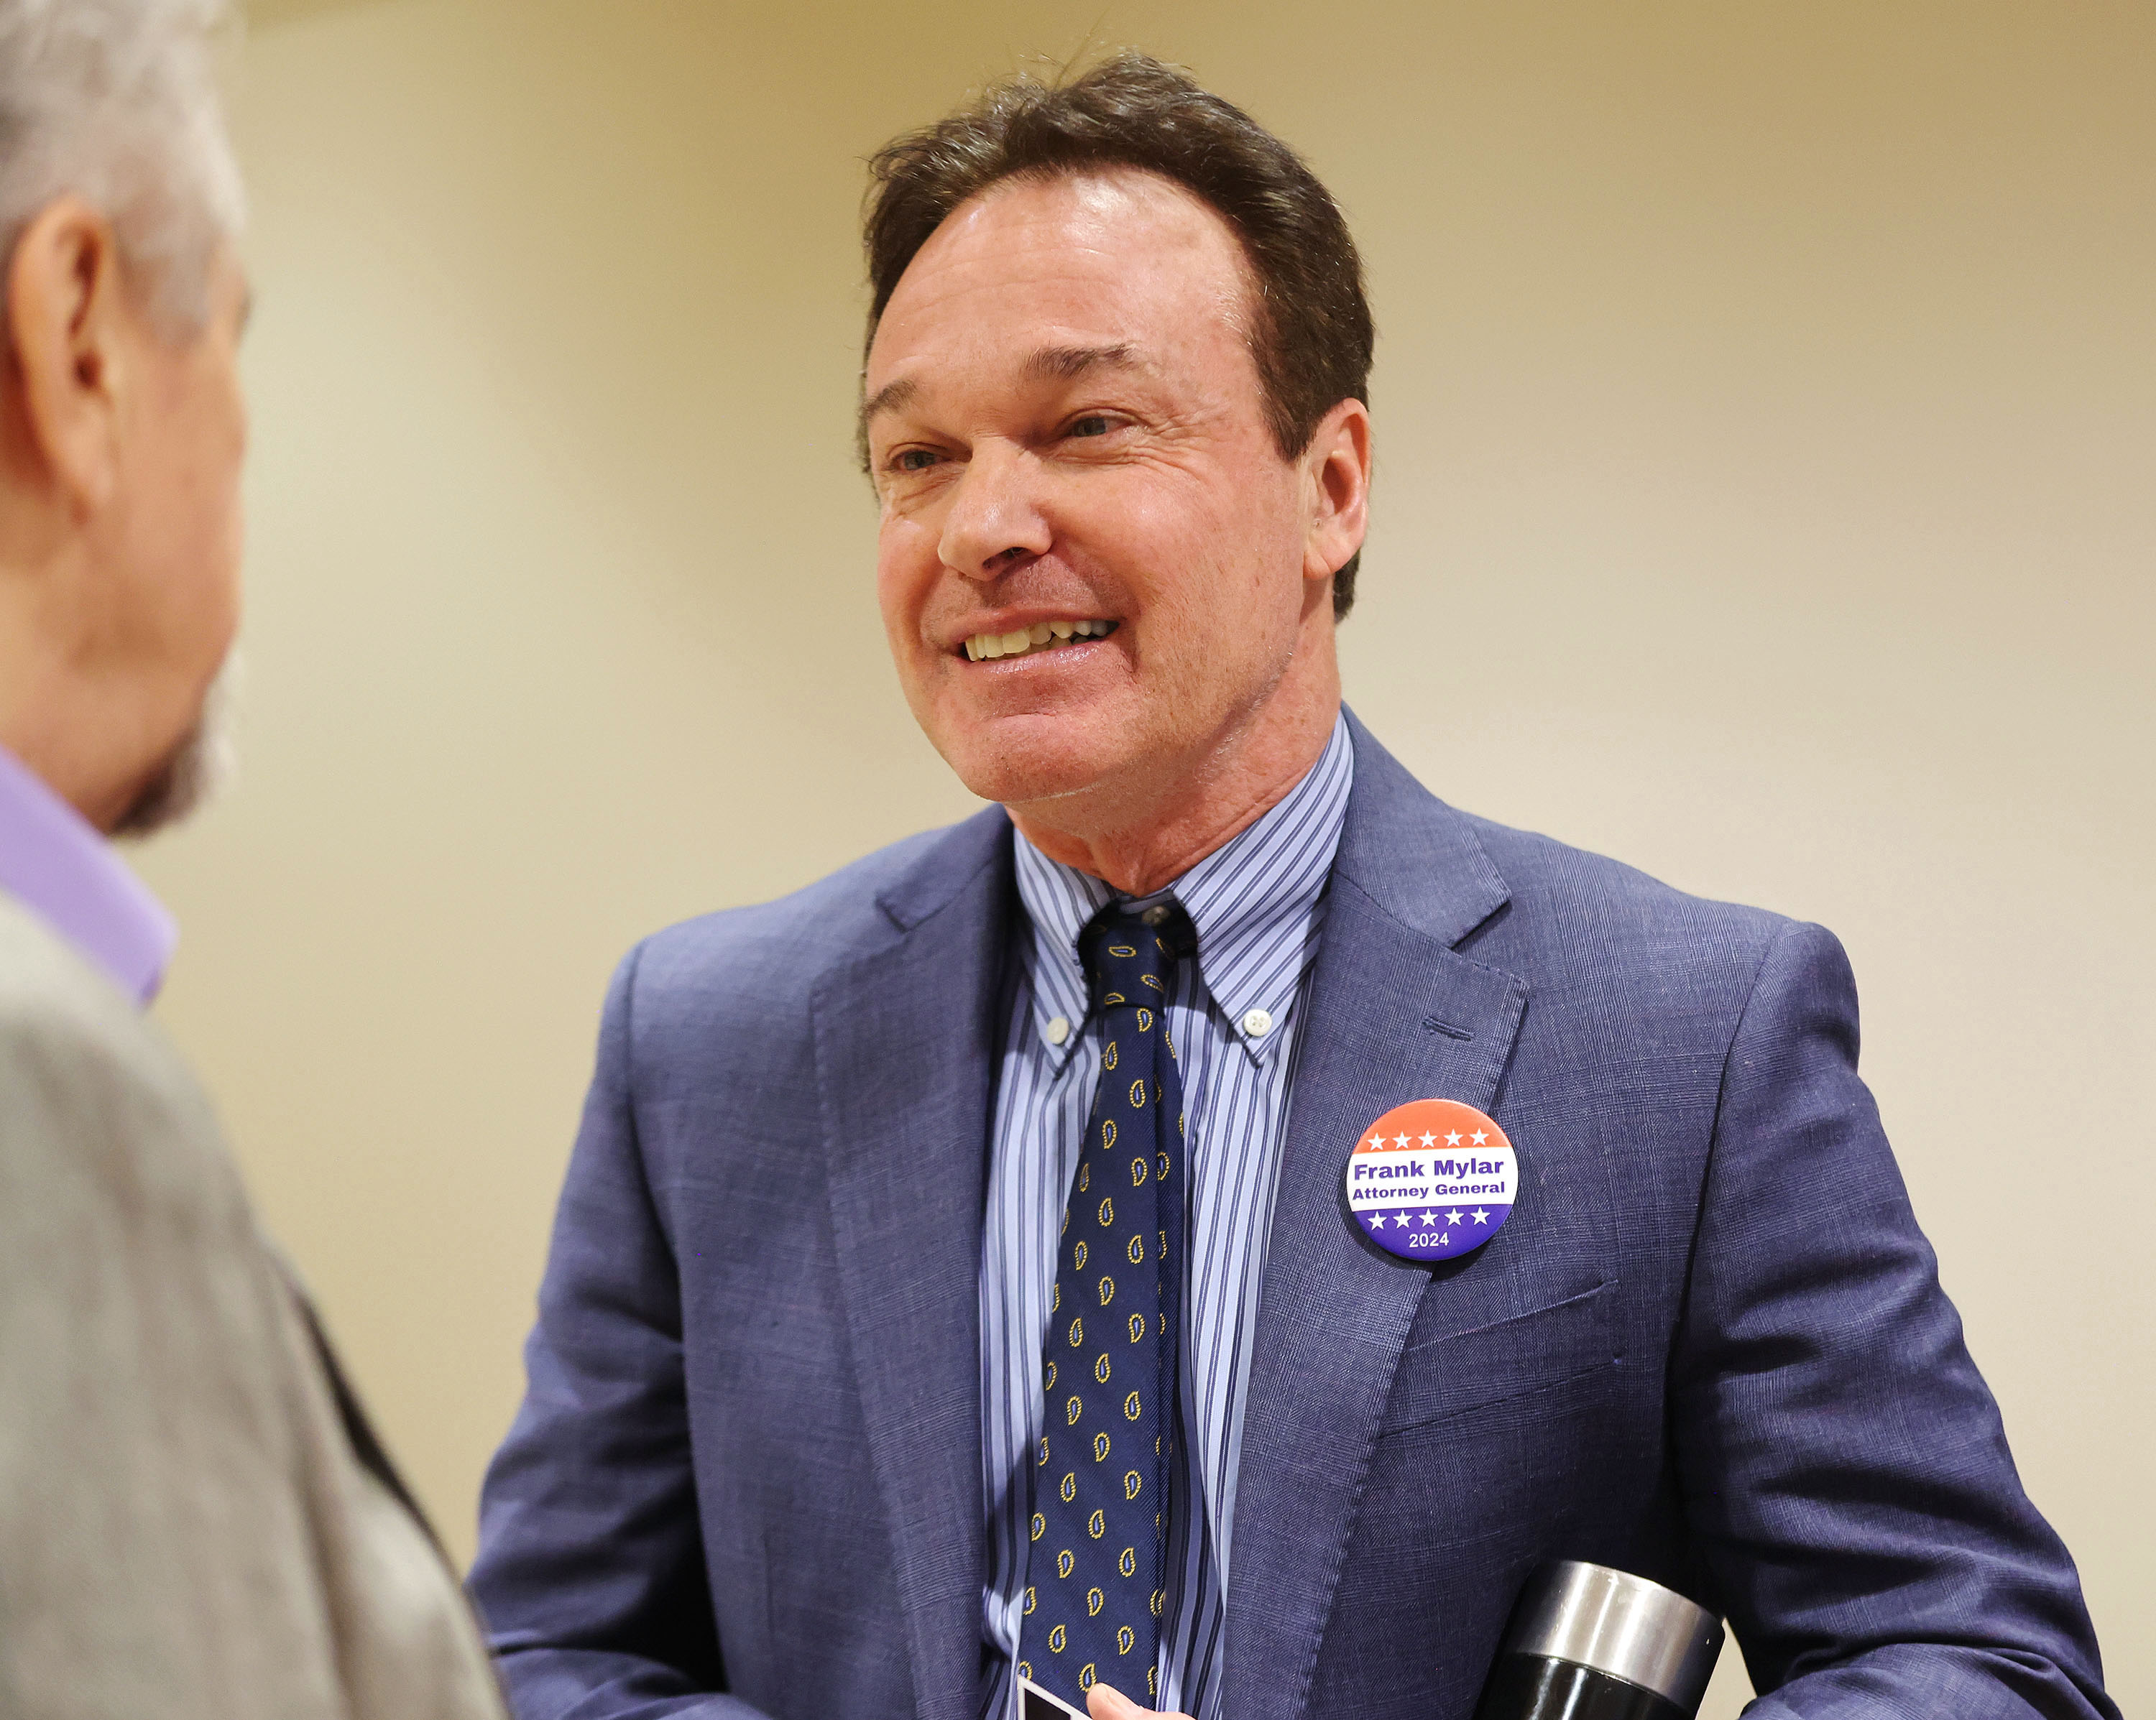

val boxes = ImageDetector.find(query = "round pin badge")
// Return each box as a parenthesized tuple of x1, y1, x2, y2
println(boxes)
(1345, 1099, 1518, 1263)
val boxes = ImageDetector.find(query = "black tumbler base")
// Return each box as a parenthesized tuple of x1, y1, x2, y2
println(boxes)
(1472, 1653, 1689, 1720)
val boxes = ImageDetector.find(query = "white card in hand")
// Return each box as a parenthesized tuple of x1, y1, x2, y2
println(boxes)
(1019, 1675, 1089, 1720)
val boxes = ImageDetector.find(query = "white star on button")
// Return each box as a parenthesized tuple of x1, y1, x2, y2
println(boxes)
(1045, 1015, 1071, 1046)
(1241, 1007, 1273, 1037)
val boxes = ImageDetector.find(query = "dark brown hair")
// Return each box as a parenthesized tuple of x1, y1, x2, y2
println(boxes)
(862, 52, 1374, 620)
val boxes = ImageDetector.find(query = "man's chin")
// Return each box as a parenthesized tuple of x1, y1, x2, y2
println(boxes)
(112, 655, 240, 840)
(943, 720, 1131, 815)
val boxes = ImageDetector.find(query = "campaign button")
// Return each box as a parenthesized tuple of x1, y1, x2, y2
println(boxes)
(1345, 1099, 1517, 1263)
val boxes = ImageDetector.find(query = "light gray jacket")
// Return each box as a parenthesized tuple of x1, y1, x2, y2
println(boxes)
(0, 894, 505, 1719)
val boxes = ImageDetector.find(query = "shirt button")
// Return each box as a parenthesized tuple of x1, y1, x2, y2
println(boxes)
(1045, 1016, 1072, 1046)
(1242, 1007, 1273, 1037)
(1141, 904, 1171, 926)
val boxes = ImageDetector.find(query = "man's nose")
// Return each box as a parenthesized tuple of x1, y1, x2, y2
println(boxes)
(937, 441, 1051, 581)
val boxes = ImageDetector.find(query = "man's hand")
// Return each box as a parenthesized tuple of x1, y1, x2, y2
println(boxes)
(1086, 1683, 1194, 1720)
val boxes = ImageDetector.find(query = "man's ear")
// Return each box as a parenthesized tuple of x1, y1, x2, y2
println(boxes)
(1302, 394, 1371, 586)
(4, 196, 130, 514)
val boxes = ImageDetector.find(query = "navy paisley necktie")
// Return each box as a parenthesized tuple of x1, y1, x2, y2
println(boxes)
(1019, 901, 1194, 1711)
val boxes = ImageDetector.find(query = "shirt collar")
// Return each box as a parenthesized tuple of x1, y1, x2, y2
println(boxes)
(1013, 713, 1355, 1068)
(0, 744, 177, 1007)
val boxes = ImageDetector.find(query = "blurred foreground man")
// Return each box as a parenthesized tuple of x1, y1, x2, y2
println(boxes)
(471, 56, 2112, 1720)
(0, 4, 503, 1714)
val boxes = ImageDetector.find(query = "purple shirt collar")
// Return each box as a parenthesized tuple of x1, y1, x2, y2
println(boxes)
(0, 743, 177, 1006)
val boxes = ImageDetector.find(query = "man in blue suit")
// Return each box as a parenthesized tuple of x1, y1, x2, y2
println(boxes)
(469, 55, 2112, 1720)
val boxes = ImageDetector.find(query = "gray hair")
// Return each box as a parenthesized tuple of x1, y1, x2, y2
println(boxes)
(0, 0, 243, 334)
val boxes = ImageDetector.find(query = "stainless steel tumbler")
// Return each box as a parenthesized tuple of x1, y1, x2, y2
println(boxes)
(1471, 1562, 1725, 1720)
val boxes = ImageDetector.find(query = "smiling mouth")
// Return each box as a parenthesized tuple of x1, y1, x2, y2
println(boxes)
(962, 619, 1120, 662)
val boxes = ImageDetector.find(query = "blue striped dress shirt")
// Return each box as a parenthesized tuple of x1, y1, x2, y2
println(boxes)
(980, 715, 1355, 1720)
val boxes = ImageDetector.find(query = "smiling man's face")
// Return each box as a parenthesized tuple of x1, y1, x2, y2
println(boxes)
(865, 168, 1342, 833)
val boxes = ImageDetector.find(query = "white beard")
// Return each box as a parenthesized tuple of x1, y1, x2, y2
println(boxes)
(113, 649, 241, 839)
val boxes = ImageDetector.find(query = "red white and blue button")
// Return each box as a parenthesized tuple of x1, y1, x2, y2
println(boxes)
(1345, 1098, 1517, 1263)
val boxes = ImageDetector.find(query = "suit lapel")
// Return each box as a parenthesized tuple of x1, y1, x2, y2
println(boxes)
(815, 810, 1013, 1720)
(1224, 718, 1528, 1720)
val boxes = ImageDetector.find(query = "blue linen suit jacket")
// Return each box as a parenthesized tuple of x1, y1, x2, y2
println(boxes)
(469, 714, 2111, 1720)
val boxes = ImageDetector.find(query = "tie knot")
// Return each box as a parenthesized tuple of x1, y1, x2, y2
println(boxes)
(1081, 902, 1194, 1014)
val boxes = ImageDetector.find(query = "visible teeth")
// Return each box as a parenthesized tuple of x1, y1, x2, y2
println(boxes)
(962, 620, 1115, 660)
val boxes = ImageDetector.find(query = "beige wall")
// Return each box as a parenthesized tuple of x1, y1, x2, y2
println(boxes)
(134, 2, 2151, 1713)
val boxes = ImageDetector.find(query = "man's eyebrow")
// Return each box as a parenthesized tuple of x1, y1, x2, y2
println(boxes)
(857, 344, 1149, 443)
(1023, 343, 1144, 383)
(858, 375, 919, 435)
